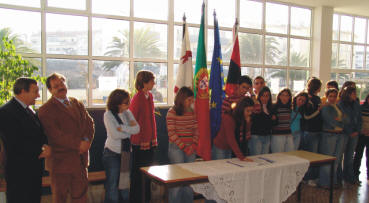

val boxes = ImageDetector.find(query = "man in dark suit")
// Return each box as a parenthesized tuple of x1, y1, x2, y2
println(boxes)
(0, 77, 50, 203)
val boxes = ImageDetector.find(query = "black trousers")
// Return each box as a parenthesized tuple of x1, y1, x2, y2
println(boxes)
(353, 134, 369, 179)
(130, 145, 154, 203)
(6, 169, 42, 203)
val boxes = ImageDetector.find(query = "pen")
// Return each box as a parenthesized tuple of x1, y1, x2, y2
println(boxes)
(257, 157, 274, 163)
(226, 160, 244, 167)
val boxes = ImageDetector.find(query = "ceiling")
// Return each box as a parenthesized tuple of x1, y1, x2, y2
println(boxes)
(278, 0, 369, 17)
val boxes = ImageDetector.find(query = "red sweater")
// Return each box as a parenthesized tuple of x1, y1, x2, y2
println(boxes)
(213, 114, 245, 160)
(129, 90, 157, 150)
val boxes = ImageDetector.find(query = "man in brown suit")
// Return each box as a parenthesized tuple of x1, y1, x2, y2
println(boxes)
(38, 73, 94, 203)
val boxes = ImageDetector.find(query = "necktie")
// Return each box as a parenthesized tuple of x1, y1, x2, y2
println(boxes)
(26, 107, 40, 126)
(63, 99, 70, 107)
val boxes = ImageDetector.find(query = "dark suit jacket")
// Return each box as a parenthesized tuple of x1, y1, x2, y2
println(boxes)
(38, 97, 94, 174)
(0, 98, 47, 183)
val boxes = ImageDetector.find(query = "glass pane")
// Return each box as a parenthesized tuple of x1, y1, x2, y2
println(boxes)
(290, 7, 311, 37)
(368, 24, 369, 44)
(134, 0, 167, 20)
(290, 38, 310, 67)
(332, 14, 339, 41)
(46, 59, 88, 104)
(367, 46, 369, 69)
(353, 45, 364, 70)
(264, 68, 287, 99)
(134, 62, 167, 103)
(25, 58, 42, 105)
(266, 3, 288, 34)
(338, 44, 352, 69)
(48, 0, 85, 10)
(46, 14, 87, 55)
(0, 8, 41, 53)
(0, 0, 39, 7)
(133, 22, 167, 59)
(352, 72, 369, 101)
(340, 15, 353, 42)
(354, 17, 366, 43)
(174, 0, 202, 24)
(288, 69, 309, 95)
(330, 72, 350, 88)
(239, 33, 262, 64)
(331, 43, 338, 68)
(174, 26, 199, 60)
(207, 29, 233, 62)
(240, 0, 262, 29)
(92, 0, 130, 16)
(265, 36, 287, 66)
(241, 67, 262, 80)
(208, 0, 235, 27)
(92, 60, 129, 105)
(92, 18, 129, 57)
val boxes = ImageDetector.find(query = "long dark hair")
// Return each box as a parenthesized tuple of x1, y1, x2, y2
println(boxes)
(364, 93, 369, 106)
(340, 86, 356, 106)
(257, 86, 273, 113)
(339, 81, 356, 98)
(173, 86, 194, 116)
(232, 97, 254, 152)
(292, 91, 309, 113)
(275, 88, 292, 108)
(107, 89, 130, 114)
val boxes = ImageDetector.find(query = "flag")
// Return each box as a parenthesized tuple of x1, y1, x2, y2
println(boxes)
(174, 14, 193, 94)
(209, 11, 225, 139)
(225, 19, 241, 96)
(194, 3, 211, 161)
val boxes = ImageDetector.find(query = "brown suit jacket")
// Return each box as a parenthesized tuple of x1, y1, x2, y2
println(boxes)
(38, 97, 94, 174)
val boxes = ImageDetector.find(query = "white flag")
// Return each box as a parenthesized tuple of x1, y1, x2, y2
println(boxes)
(174, 17, 193, 94)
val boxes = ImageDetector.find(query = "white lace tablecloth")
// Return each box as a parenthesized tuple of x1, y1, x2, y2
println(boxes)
(177, 153, 309, 203)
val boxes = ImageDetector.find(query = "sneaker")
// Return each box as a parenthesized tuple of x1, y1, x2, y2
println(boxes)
(307, 180, 317, 187)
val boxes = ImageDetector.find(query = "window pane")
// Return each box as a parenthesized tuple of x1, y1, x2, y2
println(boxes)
(353, 45, 364, 70)
(0, 0, 39, 7)
(239, 33, 262, 64)
(46, 59, 88, 104)
(290, 7, 311, 37)
(266, 3, 288, 34)
(332, 14, 339, 41)
(338, 44, 352, 69)
(330, 72, 350, 88)
(174, 26, 199, 60)
(134, 62, 167, 104)
(241, 67, 262, 79)
(331, 43, 338, 68)
(92, 60, 129, 105)
(0, 8, 41, 53)
(208, 0, 235, 27)
(240, 0, 262, 29)
(288, 69, 309, 94)
(46, 14, 87, 55)
(174, 0, 202, 24)
(368, 24, 369, 44)
(367, 46, 369, 69)
(92, 18, 129, 57)
(340, 15, 353, 42)
(48, 0, 85, 10)
(25, 58, 42, 105)
(134, 0, 167, 20)
(265, 36, 287, 66)
(352, 72, 369, 101)
(290, 38, 310, 67)
(264, 68, 287, 98)
(207, 29, 232, 62)
(133, 23, 167, 59)
(354, 17, 366, 43)
(92, 0, 130, 16)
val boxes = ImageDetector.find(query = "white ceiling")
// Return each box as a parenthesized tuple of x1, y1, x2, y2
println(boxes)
(278, 0, 369, 17)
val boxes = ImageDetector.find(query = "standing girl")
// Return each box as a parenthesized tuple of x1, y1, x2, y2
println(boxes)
(103, 89, 139, 203)
(249, 86, 275, 155)
(213, 97, 254, 160)
(291, 92, 309, 150)
(166, 87, 198, 203)
(129, 70, 157, 203)
(271, 88, 293, 153)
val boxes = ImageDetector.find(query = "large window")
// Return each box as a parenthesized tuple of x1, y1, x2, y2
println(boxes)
(331, 14, 369, 100)
(0, 0, 312, 106)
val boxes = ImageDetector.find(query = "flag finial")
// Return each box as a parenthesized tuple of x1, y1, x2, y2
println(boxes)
(183, 13, 186, 22)
(213, 9, 216, 16)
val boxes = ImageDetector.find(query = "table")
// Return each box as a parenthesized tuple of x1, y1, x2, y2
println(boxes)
(141, 150, 335, 203)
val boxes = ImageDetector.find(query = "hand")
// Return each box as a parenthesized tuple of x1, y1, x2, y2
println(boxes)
(79, 140, 91, 154)
(129, 120, 137, 126)
(242, 157, 253, 162)
(349, 132, 359, 137)
(184, 145, 194, 156)
(39, 144, 51, 159)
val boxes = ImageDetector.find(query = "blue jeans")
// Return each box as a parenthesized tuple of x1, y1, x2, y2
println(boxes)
(342, 134, 359, 183)
(168, 143, 196, 203)
(302, 131, 321, 180)
(318, 133, 344, 187)
(249, 135, 271, 155)
(102, 148, 129, 203)
(212, 146, 232, 160)
(292, 131, 303, 150)
(271, 135, 294, 153)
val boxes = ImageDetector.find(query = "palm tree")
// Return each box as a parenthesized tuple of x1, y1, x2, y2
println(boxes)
(0, 28, 35, 54)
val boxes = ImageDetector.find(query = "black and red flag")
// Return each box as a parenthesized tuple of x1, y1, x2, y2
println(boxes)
(225, 19, 241, 97)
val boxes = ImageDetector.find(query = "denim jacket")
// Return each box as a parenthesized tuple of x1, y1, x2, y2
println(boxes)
(321, 104, 344, 132)
(338, 100, 362, 135)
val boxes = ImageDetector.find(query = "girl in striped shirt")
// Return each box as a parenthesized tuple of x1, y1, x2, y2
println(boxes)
(166, 86, 198, 203)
